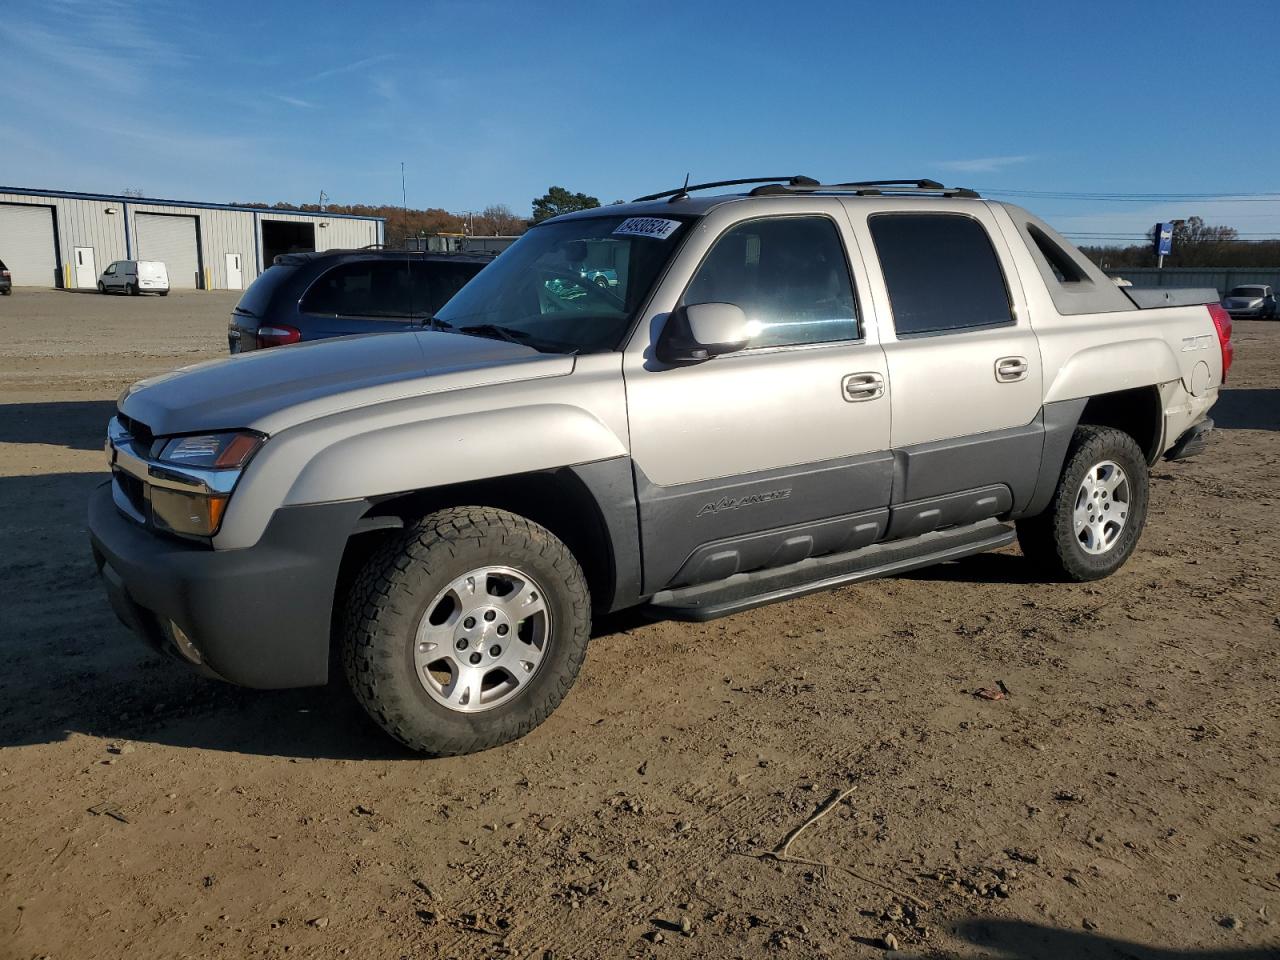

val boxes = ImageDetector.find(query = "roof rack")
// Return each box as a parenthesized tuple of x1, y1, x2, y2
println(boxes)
(633, 176, 819, 203)
(748, 178, 981, 199)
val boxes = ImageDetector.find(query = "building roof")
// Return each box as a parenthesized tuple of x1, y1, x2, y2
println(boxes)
(0, 186, 386, 222)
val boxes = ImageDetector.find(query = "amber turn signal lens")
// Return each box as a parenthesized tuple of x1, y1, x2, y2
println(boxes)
(150, 488, 230, 537)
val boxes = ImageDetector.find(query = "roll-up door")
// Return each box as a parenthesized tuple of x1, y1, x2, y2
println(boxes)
(135, 213, 200, 289)
(0, 204, 57, 286)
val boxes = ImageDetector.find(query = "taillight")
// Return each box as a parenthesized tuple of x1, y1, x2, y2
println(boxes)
(255, 325, 301, 348)
(1, 270, 10, 278)
(1206, 303, 1234, 383)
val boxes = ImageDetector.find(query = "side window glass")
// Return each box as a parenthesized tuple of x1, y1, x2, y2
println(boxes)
(105, 264, 116, 275)
(869, 214, 1013, 336)
(683, 216, 858, 348)
(302, 261, 412, 317)
(412, 262, 482, 314)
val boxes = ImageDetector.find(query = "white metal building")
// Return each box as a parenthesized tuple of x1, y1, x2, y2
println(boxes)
(0, 187, 385, 291)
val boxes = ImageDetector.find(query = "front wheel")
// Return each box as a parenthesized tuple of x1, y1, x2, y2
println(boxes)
(97, 282, 105, 294)
(1016, 425, 1149, 581)
(343, 506, 591, 755)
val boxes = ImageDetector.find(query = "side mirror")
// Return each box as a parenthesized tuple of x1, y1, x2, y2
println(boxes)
(656, 302, 750, 364)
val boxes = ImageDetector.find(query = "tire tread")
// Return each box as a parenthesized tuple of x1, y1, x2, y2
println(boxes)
(342, 506, 590, 756)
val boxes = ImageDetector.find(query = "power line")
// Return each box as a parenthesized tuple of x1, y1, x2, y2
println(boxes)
(979, 187, 1280, 202)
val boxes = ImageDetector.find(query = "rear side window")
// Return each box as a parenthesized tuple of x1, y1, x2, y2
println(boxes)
(1027, 225, 1087, 283)
(683, 216, 858, 349)
(870, 214, 1013, 336)
(301, 261, 415, 317)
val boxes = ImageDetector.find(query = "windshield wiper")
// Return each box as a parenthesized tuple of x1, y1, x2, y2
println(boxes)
(458, 323, 533, 345)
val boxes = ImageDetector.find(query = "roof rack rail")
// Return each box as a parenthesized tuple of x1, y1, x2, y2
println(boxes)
(633, 176, 819, 203)
(748, 179, 981, 199)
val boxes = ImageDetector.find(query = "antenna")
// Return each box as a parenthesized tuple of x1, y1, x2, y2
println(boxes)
(401, 161, 416, 319)
(669, 172, 692, 203)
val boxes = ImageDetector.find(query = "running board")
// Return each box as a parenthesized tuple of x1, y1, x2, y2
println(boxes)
(645, 519, 1015, 621)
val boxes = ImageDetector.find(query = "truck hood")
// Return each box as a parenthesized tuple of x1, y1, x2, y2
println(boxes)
(119, 331, 574, 436)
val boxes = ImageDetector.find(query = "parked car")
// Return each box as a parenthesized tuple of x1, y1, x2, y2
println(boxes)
(90, 176, 1227, 756)
(1221, 284, 1277, 320)
(99, 260, 170, 296)
(580, 266, 618, 288)
(0, 257, 10, 295)
(227, 249, 494, 353)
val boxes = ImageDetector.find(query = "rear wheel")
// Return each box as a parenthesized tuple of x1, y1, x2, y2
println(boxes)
(1017, 425, 1149, 581)
(343, 506, 591, 755)
(126, 283, 138, 296)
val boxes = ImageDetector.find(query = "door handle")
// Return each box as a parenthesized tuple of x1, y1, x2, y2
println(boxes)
(995, 356, 1028, 383)
(842, 372, 884, 402)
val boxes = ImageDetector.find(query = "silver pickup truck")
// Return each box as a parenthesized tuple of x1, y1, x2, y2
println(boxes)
(89, 176, 1231, 755)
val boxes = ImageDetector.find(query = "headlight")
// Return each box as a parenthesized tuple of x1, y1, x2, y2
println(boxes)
(158, 431, 264, 469)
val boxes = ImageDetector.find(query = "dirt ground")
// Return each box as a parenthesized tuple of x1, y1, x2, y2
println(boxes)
(0, 288, 1277, 960)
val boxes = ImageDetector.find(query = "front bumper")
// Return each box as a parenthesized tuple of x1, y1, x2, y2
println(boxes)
(1224, 304, 1267, 318)
(88, 481, 369, 688)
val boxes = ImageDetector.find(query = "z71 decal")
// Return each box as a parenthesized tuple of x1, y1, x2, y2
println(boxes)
(697, 488, 792, 517)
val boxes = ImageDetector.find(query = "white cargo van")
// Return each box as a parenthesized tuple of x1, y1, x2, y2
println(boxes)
(98, 260, 170, 296)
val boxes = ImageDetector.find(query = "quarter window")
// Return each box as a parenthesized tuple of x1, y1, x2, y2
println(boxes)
(870, 214, 1013, 336)
(683, 216, 858, 349)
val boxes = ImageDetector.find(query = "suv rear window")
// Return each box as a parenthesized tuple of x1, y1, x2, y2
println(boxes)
(870, 214, 1013, 336)
(234, 263, 296, 317)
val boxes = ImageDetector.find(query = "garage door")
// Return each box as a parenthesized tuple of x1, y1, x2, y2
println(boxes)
(135, 213, 200, 289)
(0, 204, 57, 286)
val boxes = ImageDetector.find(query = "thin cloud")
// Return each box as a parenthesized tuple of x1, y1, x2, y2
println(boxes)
(936, 155, 1032, 174)
(272, 94, 316, 109)
(305, 53, 395, 84)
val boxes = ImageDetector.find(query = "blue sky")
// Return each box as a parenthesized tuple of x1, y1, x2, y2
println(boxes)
(2, 0, 1278, 239)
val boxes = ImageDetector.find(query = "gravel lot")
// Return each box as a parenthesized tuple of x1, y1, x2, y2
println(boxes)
(1, 288, 1277, 960)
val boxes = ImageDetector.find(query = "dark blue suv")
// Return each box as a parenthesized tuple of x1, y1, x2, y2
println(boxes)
(227, 248, 493, 352)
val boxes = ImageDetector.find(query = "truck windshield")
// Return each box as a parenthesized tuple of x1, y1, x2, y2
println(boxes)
(433, 214, 692, 353)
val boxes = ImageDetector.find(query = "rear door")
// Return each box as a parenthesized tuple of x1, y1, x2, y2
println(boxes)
(847, 200, 1044, 531)
(624, 200, 894, 593)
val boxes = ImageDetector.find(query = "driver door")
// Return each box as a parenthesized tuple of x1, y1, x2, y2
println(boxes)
(623, 201, 893, 593)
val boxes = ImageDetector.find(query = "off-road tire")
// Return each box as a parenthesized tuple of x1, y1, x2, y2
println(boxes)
(1016, 425, 1149, 582)
(343, 506, 591, 755)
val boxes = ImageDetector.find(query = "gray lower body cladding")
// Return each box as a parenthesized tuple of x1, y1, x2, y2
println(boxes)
(1165, 418, 1214, 461)
(635, 413, 1053, 595)
(648, 519, 1016, 620)
(88, 482, 367, 688)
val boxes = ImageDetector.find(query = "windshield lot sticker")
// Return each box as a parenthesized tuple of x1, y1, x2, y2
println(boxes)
(613, 217, 682, 240)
